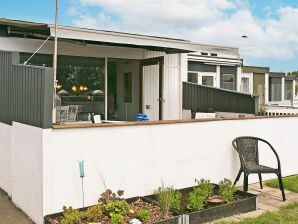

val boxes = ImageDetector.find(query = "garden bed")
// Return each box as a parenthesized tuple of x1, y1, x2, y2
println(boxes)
(144, 185, 257, 224)
(44, 180, 257, 224)
(44, 195, 179, 224)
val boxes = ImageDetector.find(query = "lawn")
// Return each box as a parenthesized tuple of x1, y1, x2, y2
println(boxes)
(265, 175, 298, 193)
(217, 202, 298, 224)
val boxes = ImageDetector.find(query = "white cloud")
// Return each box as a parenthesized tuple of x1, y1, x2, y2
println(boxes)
(67, 6, 79, 16)
(69, 0, 298, 61)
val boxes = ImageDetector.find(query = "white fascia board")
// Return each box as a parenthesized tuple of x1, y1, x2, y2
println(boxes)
(188, 55, 242, 66)
(49, 25, 194, 51)
(48, 25, 239, 54)
(187, 45, 239, 56)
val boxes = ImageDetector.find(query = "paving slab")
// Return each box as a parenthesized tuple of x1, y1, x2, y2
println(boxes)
(0, 189, 34, 224)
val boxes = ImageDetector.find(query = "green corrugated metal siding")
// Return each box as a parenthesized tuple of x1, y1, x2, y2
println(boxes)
(183, 82, 258, 114)
(0, 51, 53, 128)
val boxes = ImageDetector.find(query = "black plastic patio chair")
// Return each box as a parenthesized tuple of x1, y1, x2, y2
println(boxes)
(232, 136, 286, 201)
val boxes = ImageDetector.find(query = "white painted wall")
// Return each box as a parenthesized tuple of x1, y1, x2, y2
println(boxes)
(265, 73, 269, 104)
(163, 54, 181, 120)
(43, 117, 298, 217)
(11, 122, 46, 224)
(0, 122, 13, 195)
(281, 77, 285, 101)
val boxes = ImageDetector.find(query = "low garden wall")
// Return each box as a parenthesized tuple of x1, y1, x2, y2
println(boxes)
(1, 117, 298, 224)
(45, 117, 298, 218)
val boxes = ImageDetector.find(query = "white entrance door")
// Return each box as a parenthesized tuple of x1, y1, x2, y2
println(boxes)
(143, 64, 160, 121)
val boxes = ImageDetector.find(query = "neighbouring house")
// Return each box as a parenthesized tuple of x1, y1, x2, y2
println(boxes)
(187, 51, 242, 91)
(241, 66, 270, 105)
(1, 18, 298, 224)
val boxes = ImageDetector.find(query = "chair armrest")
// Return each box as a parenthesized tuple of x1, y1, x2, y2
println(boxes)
(258, 138, 281, 170)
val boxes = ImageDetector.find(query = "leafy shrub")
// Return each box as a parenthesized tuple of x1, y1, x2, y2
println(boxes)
(60, 206, 81, 224)
(187, 189, 206, 212)
(219, 178, 237, 203)
(170, 189, 182, 214)
(110, 213, 124, 224)
(81, 204, 103, 222)
(105, 199, 130, 217)
(138, 209, 151, 222)
(154, 186, 182, 218)
(195, 179, 214, 197)
(187, 179, 214, 212)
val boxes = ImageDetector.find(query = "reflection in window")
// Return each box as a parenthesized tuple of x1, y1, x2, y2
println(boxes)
(202, 76, 213, 87)
(56, 56, 105, 123)
(123, 72, 132, 103)
(188, 72, 198, 84)
(222, 74, 235, 90)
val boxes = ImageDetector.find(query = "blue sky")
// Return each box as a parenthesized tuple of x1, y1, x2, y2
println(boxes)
(1, 0, 298, 72)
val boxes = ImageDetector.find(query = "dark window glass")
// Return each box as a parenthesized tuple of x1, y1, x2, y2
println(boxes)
(202, 76, 214, 87)
(222, 74, 235, 90)
(188, 73, 198, 84)
(124, 72, 132, 103)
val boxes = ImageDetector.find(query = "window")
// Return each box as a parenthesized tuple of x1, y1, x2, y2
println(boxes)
(241, 77, 250, 94)
(201, 52, 208, 56)
(188, 73, 198, 84)
(210, 53, 218, 57)
(202, 76, 214, 87)
(123, 72, 132, 103)
(222, 74, 235, 90)
(284, 80, 293, 100)
(269, 77, 282, 101)
(20, 53, 106, 123)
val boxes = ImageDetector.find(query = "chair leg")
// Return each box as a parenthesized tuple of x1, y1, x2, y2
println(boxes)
(258, 173, 263, 189)
(277, 173, 286, 201)
(243, 173, 249, 192)
(234, 169, 242, 186)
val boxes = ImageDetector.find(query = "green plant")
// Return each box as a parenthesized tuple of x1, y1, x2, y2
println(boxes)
(170, 189, 182, 214)
(187, 189, 206, 212)
(187, 179, 214, 212)
(105, 199, 130, 217)
(195, 179, 214, 198)
(81, 204, 103, 222)
(259, 105, 267, 114)
(110, 213, 124, 224)
(60, 206, 81, 224)
(154, 186, 182, 218)
(138, 209, 151, 222)
(219, 178, 237, 203)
